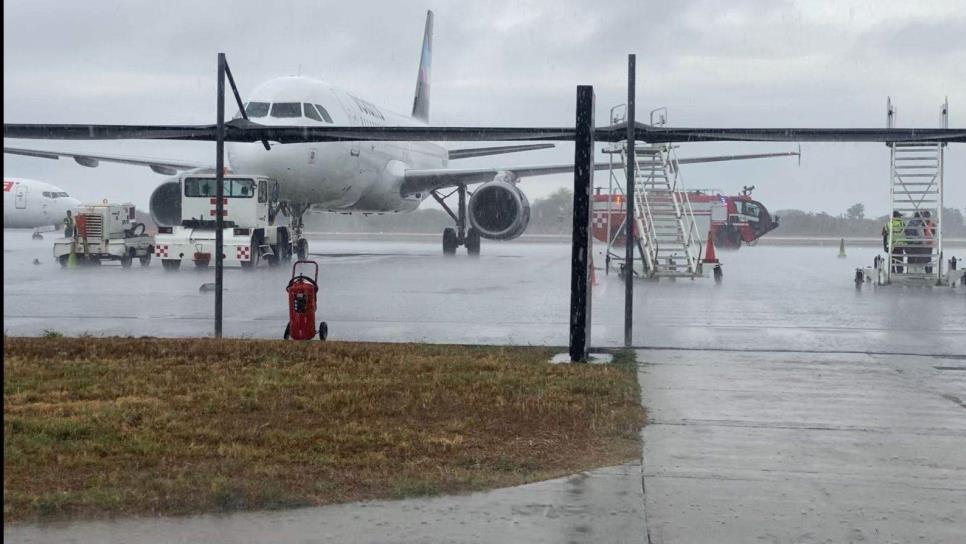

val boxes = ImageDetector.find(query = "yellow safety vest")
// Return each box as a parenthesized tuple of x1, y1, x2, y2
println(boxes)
(890, 218, 905, 244)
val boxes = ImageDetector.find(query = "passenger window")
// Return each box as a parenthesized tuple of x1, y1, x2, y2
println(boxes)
(271, 102, 302, 118)
(245, 102, 270, 118)
(304, 103, 323, 122)
(258, 179, 268, 203)
(314, 104, 334, 123)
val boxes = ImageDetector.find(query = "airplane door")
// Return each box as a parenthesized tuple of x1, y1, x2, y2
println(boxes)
(15, 184, 27, 209)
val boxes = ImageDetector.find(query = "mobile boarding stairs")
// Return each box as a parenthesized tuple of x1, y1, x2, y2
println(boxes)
(856, 98, 965, 288)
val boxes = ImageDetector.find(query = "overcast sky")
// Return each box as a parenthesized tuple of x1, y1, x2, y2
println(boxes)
(4, 0, 964, 217)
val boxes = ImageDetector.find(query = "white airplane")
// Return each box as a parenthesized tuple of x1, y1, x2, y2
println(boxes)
(3, 177, 81, 238)
(8, 11, 952, 257)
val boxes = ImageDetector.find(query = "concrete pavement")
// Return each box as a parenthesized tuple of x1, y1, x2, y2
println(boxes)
(639, 348, 966, 544)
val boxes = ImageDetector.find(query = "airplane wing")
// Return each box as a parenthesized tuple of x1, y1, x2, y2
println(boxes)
(3, 142, 558, 174)
(448, 144, 555, 160)
(4, 120, 964, 144)
(401, 150, 801, 196)
(3, 146, 205, 175)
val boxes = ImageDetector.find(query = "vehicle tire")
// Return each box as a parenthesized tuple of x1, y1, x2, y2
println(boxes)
(442, 227, 458, 255)
(58, 255, 69, 268)
(162, 259, 181, 271)
(121, 249, 134, 268)
(283, 323, 291, 340)
(466, 227, 481, 256)
(296, 238, 308, 261)
(242, 235, 262, 270)
(318, 322, 328, 341)
(140, 248, 153, 267)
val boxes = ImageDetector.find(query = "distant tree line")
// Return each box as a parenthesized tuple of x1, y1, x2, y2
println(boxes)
(304, 188, 577, 234)
(773, 205, 966, 237)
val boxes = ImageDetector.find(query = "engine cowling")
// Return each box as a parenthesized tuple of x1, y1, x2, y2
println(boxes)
(468, 175, 530, 240)
(149, 180, 182, 227)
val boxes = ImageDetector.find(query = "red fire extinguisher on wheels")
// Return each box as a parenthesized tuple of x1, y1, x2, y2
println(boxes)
(284, 260, 328, 340)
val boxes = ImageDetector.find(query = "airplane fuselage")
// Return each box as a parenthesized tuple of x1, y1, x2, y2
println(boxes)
(3, 177, 81, 229)
(226, 77, 446, 213)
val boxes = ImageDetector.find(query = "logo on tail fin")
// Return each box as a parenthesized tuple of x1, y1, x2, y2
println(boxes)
(411, 10, 433, 123)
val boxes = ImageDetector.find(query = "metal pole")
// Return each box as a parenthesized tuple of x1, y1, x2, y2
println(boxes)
(215, 53, 226, 338)
(570, 85, 595, 362)
(624, 54, 636, 348)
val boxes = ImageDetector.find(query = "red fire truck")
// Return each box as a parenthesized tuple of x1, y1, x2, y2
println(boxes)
(591, 186, 780, 249)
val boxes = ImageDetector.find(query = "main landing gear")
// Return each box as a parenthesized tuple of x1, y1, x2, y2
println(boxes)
(432, 184, 481, 256)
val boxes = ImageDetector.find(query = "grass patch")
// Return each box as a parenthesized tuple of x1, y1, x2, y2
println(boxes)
(3, 337, 644, 522)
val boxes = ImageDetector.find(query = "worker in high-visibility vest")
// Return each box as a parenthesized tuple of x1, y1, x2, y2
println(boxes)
(882, 211, 906, 273)
(62, 210, 74, 239)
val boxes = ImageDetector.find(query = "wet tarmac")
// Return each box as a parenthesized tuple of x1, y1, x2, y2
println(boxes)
(3, 230, 964, 354)
(6, 464, 645, 544)
(4, 230, 965, 542)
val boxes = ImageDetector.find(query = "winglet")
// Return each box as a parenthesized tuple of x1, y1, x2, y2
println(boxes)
(411, 10, 433, 123)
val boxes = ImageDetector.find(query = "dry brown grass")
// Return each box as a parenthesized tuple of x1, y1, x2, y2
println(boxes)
(3, 337, 643, 522)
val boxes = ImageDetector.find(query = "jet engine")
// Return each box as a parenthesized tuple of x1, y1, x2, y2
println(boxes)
(148, 180, 182, 227)
(468, 172, 530, 240)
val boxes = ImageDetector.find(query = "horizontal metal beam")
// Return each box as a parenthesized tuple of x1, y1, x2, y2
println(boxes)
(5, 122, 965, 144)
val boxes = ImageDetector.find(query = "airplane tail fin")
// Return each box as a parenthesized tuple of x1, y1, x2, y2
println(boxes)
(411, 10, 433, 123)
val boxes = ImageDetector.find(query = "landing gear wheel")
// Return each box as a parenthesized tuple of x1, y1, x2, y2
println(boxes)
(283, 323, 291, 340)
(162, 259, 181, 271)
(140, 249, 152, 266)
(442, 227, 458, 255)
(466, 227, 481, 256)
(296, 238, 308, 261)
(194, 260, 210, 269)
(318, 322, 328, 341)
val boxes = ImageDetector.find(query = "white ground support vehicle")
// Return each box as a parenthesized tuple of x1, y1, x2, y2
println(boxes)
(53, 202, 154, 267)
(153, 174, 294, 271)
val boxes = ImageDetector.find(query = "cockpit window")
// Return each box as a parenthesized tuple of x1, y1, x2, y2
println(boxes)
(271, 102, 302, 118)
(43, 191, 52, 198)
(244, 102, 270, 118)
(314, 104, 334, 123)
(54, 192, 69, 198)
(304, 103, 323, 122)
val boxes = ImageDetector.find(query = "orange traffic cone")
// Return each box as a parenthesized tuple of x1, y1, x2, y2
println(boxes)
(589, 254, 599, 287)
(703, 230, 718, 264)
